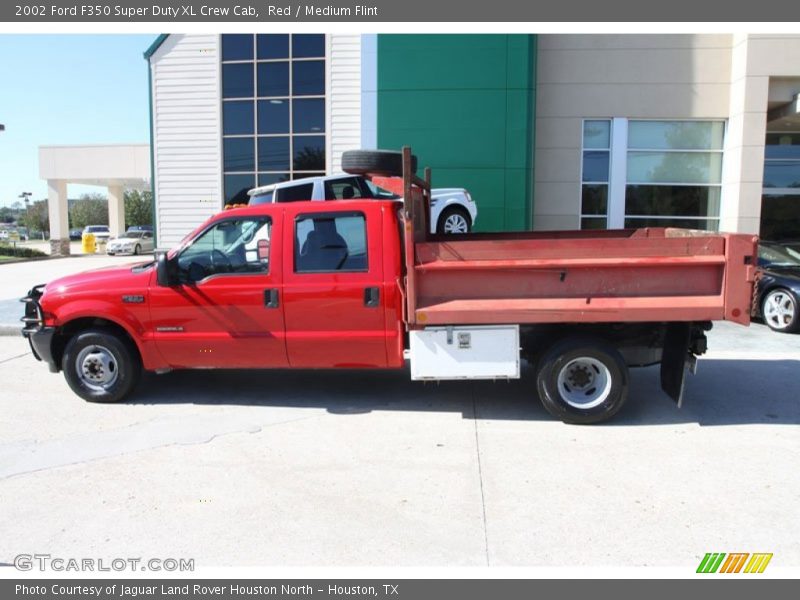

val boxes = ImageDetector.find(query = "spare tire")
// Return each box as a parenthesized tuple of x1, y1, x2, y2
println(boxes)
(341, 149, 417, 177)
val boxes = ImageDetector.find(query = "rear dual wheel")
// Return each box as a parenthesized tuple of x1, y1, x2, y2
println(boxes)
(535, 337, 629, 424)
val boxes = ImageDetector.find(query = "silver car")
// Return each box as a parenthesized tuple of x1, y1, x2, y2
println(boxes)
(106, 230, 154, 256)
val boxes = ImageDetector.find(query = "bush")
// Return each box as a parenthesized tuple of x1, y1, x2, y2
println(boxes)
(0, 244, 48, 258)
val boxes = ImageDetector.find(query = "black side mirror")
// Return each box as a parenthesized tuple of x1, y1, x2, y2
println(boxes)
(156, 252, 177, 286)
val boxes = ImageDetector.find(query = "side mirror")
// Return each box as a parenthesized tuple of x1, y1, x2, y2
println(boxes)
(156, 252, 177, 286)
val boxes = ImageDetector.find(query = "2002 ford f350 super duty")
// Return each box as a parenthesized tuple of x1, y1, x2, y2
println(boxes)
(21, 149, 758, 423)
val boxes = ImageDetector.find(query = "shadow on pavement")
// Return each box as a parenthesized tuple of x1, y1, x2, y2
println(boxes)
(129, 358, 800, 427)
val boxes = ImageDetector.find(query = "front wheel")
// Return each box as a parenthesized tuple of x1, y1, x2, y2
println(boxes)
(535, 337, 629, 424)
(437, 207, 471, 234)
(62, 329, 141, 403)
(133, 244, 141, 255)
(762, 288, 799, 333)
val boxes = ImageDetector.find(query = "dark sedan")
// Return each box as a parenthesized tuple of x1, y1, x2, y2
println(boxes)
(756, 241, 800, 332)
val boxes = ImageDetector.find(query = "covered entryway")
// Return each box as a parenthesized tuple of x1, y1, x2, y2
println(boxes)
(39, 144, 150, 255)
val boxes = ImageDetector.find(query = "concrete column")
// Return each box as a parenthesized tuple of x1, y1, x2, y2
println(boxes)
(107, 184, 126, 238)
(720, 34, 768, 235)
(46, 179, 70, 256)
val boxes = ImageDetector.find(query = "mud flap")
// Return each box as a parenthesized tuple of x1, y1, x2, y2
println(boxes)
(660, 322, 693, 407)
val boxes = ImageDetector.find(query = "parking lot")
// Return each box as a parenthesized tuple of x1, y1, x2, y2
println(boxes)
(0, 297, 798, 568)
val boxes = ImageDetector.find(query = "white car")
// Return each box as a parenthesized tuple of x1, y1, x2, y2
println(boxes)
(106, 230, 154, 256)
(83, 225, 111, 241)
(246, 174, 477, 234)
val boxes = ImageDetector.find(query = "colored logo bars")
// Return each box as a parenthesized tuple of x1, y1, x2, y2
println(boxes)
(697, 552, 773, 574)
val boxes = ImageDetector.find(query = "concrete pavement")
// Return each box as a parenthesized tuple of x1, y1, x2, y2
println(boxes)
(0, 322, 797, 568)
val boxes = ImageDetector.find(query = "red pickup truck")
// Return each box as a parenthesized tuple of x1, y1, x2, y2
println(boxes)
(21, 150, 758, 424)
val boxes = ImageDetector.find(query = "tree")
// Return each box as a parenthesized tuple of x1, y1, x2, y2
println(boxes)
(124, 190, 153, 228)
(0, 206, 15, 224)
(70, 193, 108, 229)
(20, 199, 49, 235)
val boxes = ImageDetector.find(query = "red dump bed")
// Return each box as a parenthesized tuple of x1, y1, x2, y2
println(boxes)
(405, 227, 758, 329)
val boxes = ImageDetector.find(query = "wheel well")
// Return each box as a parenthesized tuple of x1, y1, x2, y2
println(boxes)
(438, 205, 471, 225)
(52, 317, 141, 370)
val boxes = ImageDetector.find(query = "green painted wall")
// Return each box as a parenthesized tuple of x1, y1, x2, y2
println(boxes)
(377, 34, 536, 232)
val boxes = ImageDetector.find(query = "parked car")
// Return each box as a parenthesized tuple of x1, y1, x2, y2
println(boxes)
(247, 173, 478, 235)
(69, 228, 83, 241)
(126, 225, 154, 234)
(83, 225, 110, 241)
(106, 230, 154, 256)
(20, 149, 757, 424)
(755, 241, 800, 333)
(0, 230, 8, 240)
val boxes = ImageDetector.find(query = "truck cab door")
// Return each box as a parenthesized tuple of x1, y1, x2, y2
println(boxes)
(149, 215, 288, 369)
(282, 204, 388, 368)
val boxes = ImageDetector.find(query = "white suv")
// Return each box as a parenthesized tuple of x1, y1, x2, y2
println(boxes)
(247, 174, 478, 234)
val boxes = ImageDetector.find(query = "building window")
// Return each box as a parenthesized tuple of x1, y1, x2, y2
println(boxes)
(581, 120, 611, 229)
(625, 120, 723, 230)
(761, 132, 800, 241)
(580, 119, 725, 231)
(221, 34, 326, 205)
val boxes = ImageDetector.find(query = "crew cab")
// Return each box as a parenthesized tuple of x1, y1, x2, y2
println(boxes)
(246, 172, 477, 235)
(21, 149, 758, 424)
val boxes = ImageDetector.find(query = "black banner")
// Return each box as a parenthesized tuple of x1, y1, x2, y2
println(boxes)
(4, 579, 799, 600)
(4, 0, 800, 22)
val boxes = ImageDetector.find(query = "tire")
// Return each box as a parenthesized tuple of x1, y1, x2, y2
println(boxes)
(62, 328, 141, 403)
(134, 244, 141, 255)
(437, 207, 471, 234)
(535, 337, 629, 424)
(341, 149, 417, 177)
(761, 288, 800, 333)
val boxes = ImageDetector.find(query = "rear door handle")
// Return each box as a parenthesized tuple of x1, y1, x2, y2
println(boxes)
(264, 289, 279, 308)
(364, 287, 380, 308)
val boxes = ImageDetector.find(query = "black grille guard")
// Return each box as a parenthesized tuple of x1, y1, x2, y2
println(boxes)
(20, 284, 46, 336)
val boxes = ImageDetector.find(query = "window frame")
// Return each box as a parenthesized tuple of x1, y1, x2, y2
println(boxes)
(579, 119, 612, 230)
(580, 118, 726, 231)
(175, 216, 273, 284)
(221, 33, 327, 205)
(293, 211, 369, 275)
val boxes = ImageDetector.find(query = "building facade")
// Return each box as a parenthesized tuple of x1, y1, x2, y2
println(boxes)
(146, 34, 800, 247)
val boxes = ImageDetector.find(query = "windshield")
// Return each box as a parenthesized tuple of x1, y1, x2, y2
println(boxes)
(123, 231, 144, 239)
(759, 243, 800, 267)
(365, 180, 400, 200)
(249, 191, 274, 205)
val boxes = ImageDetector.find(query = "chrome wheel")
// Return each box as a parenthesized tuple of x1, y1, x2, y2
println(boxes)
(442, 212, 469, 234)
(75, 345, 119, 392)
(763, 290, 797, 331)
(556, 357, 612, 409)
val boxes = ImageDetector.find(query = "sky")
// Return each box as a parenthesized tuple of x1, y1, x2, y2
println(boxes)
(0, 34, 153, 207)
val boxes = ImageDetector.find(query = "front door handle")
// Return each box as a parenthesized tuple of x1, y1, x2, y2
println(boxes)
(264, 289, 279, 308)
(364, 287, 380, 308)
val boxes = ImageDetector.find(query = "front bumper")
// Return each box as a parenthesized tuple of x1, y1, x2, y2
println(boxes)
(20, 284, 59, 372)
(25, 327, 58, 372)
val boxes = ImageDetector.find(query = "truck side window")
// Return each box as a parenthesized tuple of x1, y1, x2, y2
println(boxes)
(177, 218, 272, 282)
(295, 213, 368, 273)
(324, 177, 366, 200)
(276, 183, 314, 202)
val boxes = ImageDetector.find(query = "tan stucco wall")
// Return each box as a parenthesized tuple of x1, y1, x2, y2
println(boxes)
(534, 33, 800, 234)
(534, 34, 734, 230)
